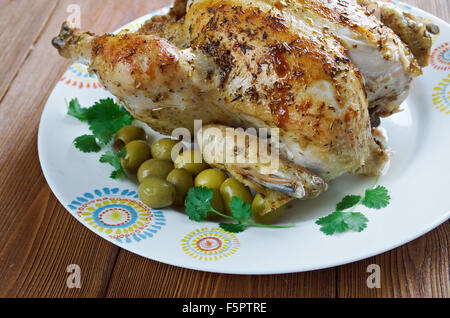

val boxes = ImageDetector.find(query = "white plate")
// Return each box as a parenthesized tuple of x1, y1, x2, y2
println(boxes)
(38, 2, 450, 274)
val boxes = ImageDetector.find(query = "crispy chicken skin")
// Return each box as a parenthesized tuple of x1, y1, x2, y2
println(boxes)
(52, 0, 433, 205)
(141, 0, 436, 120)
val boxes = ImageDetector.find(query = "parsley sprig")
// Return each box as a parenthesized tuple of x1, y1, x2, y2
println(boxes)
(67, 98, 133, 179)
(361, 186, 391, 209)
(316, 212, 368, 235)
(186, 187, 295, 233)
(316, 185, 391, 235)
(67, 98, 133, 152)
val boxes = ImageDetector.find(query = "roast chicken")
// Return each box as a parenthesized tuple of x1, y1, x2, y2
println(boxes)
(52, 0, 438, 214)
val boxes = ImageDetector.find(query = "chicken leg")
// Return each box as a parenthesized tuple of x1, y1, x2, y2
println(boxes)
(53, 22, 236, 136)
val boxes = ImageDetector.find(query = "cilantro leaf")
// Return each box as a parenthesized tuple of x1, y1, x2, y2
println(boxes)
(100, 150, 118, 163)
(336, 195, 362, 211)
(69, 98, 133, 149)
(99, 152, 114, 163)
(86, 98, 133, 144)
(67, 98, 89, 122)
(73, 135, 101, 153)
(100, 150, 118, 164)
(117, 148, 127, 158)
(185, 187, 214, 222)
(220, 223, 246, 233)
(99, 150, 126, 180)
(316, 212, 350, 235)
(344, 212, 369, 232)
(316, 211, 369, 236)
(68, 98, 135, 179)
(229, 197, 252, 222)
(361, 186, 390, 209)
(110, 169, 125, 180)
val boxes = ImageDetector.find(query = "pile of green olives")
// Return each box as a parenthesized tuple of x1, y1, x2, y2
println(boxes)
(114, 126, 209, 209)
(138, 147, 211, 209)
(113, 126, 285, 224)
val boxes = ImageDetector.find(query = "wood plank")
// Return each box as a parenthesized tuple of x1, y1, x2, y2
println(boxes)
(0, 0, 173, 298)
(105, 250, 336, 298)
(0, 176, 120, 297)
(337, 222, 449, 297)
(0, 0, 58, 102)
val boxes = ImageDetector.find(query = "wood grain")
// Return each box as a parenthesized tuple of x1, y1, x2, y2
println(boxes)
(0, 0, 58, 103)
(337, 222, 449, 298)
(0, 0, 448, 298)
(105, 250, 336, 298)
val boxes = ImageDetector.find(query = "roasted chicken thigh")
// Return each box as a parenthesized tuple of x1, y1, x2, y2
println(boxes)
(53, 0, 437, 212)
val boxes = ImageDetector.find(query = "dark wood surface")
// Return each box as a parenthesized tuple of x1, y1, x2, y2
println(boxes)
(0, 0, 448, 298)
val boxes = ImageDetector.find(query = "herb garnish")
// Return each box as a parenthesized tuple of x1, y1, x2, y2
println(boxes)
(316, 185, 391, 235)
(361, 186, 391, 209)
(316, 212, 368, 235)
(73, 135, 101, 153)
(67, 98, 133, 179)
(68, 97, 133, 151)
(99, 149, 127, 179)
(185, 187, 295, 233)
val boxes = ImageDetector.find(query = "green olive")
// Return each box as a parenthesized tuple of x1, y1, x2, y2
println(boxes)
(151, 138, 180, 161)
(220, 178, 253, 214)
(137, 159, 174, 183)
(166, 168, 194, 206)
(195, 169, 228, 190)
(114, 126, 146, 150)
(138, 177, 176, 208)
(121, 140, 151, 173)
(252, 194, 286, 224)
(174, 150, 209, 176)
(193, 169, 227, 219)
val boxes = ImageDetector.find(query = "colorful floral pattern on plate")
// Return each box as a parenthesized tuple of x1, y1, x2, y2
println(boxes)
(431, 42, 450, 71)
(432, 74, 450, 115)
(60, 63, 102, 90)
(181, 228, 240, 261)
(68, 187, 166, 243)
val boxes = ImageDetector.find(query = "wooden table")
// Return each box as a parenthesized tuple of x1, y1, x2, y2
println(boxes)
(0, 0, 448, 298)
